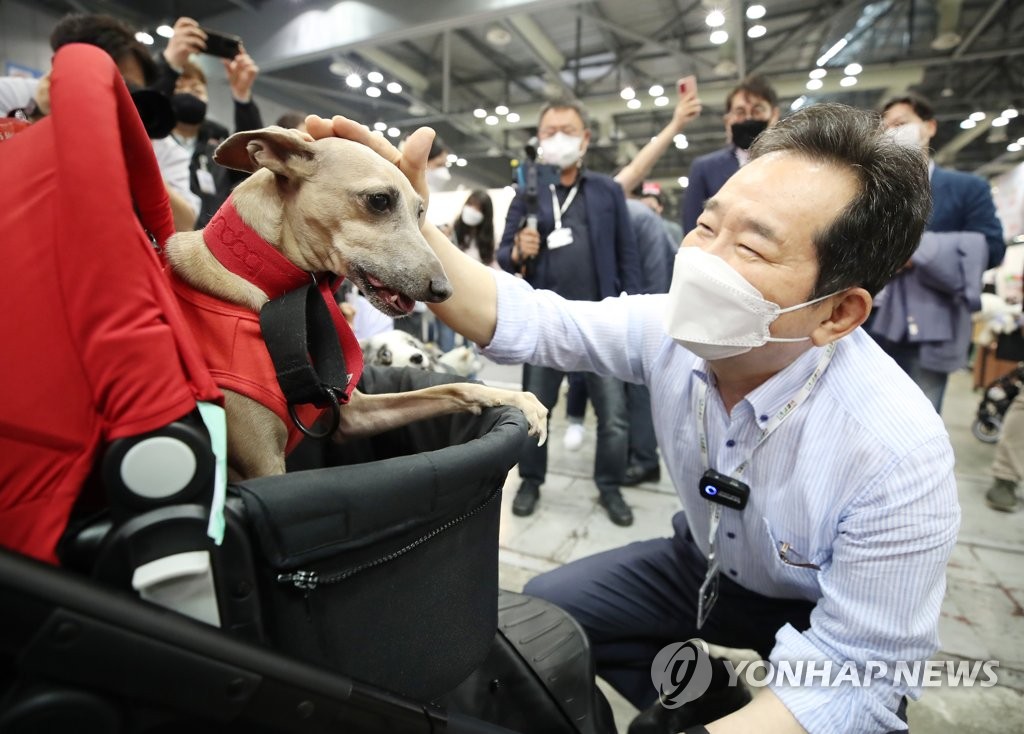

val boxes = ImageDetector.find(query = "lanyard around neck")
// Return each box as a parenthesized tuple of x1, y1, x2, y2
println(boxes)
(696, 342, 836, 480)
(549, 181, 580, 230)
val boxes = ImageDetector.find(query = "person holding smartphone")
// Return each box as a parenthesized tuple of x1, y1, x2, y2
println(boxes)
(151, 16, 264, 228)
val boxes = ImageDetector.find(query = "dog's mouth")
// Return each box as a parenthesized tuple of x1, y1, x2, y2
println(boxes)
(359, 271, 417, 316)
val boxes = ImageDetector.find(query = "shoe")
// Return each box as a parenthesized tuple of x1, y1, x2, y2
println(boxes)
(985, 478, 1019, 512)
(623, 464, 661, 486)
(628, 685, 751, 734)
(562, 422, 585, 451)
(512, 481, 540, 516)
(599, 491, 634, 526)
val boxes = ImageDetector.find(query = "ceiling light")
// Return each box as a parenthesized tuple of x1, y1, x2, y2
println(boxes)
(791, 95, 807, 110)
(992, 117, 1009, 127)
(840, 76, 857, 87)
(746, 4, 766, 20)
(930, 32, 961, 51)
(367, 71, 384, 84)
(710, 30, 729, 44)
(627, 98, 642, 109)
(329, 60, 347, 76)
(386, 81, 402, 94)
(485, 115, 499, 125)
(1002, 108, 1019, 119)
(473, 108, 487, 119)
(941, 86, 955, 98)
(456, 158, 468, 167)
(1008, 143, 1022, 153)
(806, 78, 823, 91)
(506, 112, 521, 123)
(373, 121, 387, 131)
(407, 102, 428, 116)
(816, 38, 847, 67)
(1018, 136, 1024, 145)
(495, 104, 509, 115)
(366, 86, 381, 97)
(970, 111, 986, 121)
(747, 25, 766, 39)
(156, 25, 174, 38)
(447, 153, 459, 163)
(655, 96, 669, 107)
(485, 26, 512, 46)
(678, 176, 689, 188)
(649, 84, 664, 97)
(387, 127, 400, 138)
(135, 31, 154, 45)
(620, 87, 636, 100)
(960, 119, 977, 129)
(844, 63, 862, 75)
(706, 10, 725, 27)
(809, 68, 827, 79)
(346, 73, 362, 88)
(674, 134, 688, 149)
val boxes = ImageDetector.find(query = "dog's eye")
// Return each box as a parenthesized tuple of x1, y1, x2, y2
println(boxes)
(367, 192, 393, 213)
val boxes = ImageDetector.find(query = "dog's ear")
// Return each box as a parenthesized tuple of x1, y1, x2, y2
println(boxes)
(214, 126, 316, 178)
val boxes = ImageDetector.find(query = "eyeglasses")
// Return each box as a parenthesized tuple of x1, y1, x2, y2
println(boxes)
(538, 126, 583, 139)
(777, 541, 821, 570)
(725, 104, 772, 123)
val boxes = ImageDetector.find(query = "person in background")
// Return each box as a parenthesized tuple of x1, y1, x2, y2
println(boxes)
(985, 390, 1024, 512)
(153, 16, 263, 228)
(425, 136, 452, 194)
(436, 189, 499, 352)
(681, 74, 779, 235)
(275, 110, 308, 133)
(869, 91, 1005, 414)
(497, 98, 641, 527)
(636, 182, 683, 248)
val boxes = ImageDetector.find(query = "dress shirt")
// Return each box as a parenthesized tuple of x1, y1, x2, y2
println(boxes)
(482, 270, 960, 734)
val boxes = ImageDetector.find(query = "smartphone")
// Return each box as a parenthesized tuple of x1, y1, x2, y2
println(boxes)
(201, 28, 242, 59)
(677, 75, 698, 97)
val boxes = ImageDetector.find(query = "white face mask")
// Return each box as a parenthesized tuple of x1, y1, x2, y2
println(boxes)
(461, 206, 484, 227)
(426, 165, 452, 190)
(539, 132, 584, 170)
(664, 247, 836, 361)
(886, 122, 924, 149)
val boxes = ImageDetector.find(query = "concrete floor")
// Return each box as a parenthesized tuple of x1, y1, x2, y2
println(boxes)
(480, 359, 1024, 733)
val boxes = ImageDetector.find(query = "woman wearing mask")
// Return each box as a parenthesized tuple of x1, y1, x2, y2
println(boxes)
(436, 190, 498, 352)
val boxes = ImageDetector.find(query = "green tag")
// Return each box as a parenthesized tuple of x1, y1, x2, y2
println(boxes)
(197, 401, 228, 545)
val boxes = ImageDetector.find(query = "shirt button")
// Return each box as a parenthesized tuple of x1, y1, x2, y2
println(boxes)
(726, 532, 736, 539)
(726, 439, 736, 447)
(759, 414, 769, 423)
(729, 569, 738, 576)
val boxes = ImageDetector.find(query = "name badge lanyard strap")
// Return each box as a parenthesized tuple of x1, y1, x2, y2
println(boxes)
(550, 182, 580, 230)
(694, 342, 836, 624)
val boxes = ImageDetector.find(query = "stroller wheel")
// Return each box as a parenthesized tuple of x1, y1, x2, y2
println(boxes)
(971, 416, 1002, 444)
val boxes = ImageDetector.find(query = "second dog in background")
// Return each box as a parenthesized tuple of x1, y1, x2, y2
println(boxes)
(362, 329, 482, 378)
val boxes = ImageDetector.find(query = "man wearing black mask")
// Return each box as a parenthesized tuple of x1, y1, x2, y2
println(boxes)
(681, 74, 779, 235)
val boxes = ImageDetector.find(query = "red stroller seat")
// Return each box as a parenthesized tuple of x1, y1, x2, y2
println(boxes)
(0, 44, 221, 564)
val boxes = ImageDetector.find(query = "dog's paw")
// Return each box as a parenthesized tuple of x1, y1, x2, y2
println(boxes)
(509, 390, 548, 446)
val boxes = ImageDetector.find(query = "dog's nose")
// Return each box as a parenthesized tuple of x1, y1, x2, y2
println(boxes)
(427, 277, 453, 302)
(409, 353, 424, 365)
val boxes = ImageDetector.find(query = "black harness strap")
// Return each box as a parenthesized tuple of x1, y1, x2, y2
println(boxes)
(259, 283, 348, 439)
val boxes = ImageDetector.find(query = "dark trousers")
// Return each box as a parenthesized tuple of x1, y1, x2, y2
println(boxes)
(520, 364, 628, 495)
(523, 512, 814, 710)
(626, 382, 660, 471)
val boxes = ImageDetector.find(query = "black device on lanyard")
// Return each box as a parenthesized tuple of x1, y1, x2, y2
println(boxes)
(698, 469, 750, 511)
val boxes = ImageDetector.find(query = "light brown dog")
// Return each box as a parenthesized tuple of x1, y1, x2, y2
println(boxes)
(165, 126, 546, 480)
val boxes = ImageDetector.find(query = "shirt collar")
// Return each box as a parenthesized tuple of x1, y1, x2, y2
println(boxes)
(690, 344, 831, 424)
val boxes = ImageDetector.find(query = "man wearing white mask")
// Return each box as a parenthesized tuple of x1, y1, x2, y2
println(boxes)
(496, 99, 641, 526)
(303, 102, 960, 733)
(869, 92, 1004, 414)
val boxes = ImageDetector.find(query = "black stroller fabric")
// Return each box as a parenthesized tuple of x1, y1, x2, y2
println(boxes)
(234, 367, 530, 701)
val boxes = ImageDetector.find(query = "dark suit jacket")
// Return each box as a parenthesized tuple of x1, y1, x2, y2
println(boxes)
(496, 169, 641, 297)
(929, 165, 1005, 270)
(681, 145, 739, 235)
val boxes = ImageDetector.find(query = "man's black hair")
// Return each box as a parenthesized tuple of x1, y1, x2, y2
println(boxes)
(50, 14, 157, 86)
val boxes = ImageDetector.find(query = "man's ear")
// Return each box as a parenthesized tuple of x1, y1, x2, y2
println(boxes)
(214, 125, 316, 178)
(810, 287, 872, 346)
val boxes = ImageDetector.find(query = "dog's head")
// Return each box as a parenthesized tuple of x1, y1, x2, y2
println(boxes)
(215, 126, 451, 318)
(361, 329, 438, 371)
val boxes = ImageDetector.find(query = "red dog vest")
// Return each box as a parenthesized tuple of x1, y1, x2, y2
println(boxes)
(173, 198, 364, 453)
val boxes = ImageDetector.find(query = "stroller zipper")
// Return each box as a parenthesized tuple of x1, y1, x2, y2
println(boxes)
(276, 484, 501, 592)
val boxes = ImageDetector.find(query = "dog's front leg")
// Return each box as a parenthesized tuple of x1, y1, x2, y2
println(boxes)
(336, 385, 548, 445)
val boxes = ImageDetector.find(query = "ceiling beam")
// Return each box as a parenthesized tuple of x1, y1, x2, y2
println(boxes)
(953, 0, 1009, 59)
(501, 17, 575, 99)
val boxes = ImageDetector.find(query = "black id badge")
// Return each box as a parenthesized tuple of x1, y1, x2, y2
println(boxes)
(698, 469, 750, 511)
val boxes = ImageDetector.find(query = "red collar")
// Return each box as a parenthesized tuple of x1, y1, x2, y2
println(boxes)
(204, 196, 313, 300)
(204, 196, 364, 405)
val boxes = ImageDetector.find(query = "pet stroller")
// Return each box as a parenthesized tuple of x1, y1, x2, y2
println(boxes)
(0, 45, 613, 734)
(972, 362, 1024, 443)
